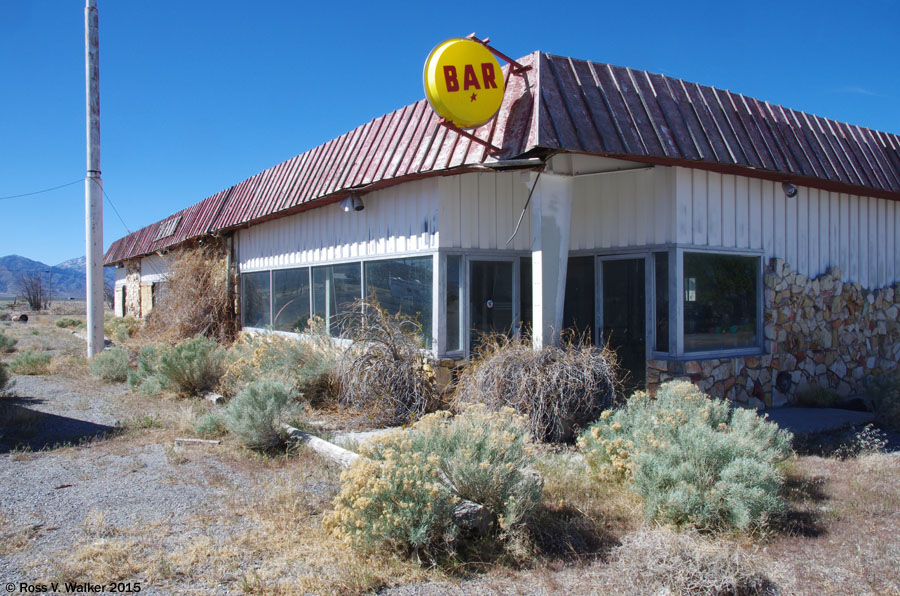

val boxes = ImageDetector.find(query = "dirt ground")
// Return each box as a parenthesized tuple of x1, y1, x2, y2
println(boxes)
(1, 306, 898, 595)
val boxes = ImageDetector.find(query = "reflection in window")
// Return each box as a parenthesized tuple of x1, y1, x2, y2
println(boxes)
(365, 257, 433, 347)
(241, 271, 270, 328)
(519, 257, 532, 337)
(446, 256, 462, 352)
(563, 256, 595, 343)
(654, 252, 669, 352)
(683, 253, 759, 352)
(312, 263, 361, 336)
(273, 268, 310, 332)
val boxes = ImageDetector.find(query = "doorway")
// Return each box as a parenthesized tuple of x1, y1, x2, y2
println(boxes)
(600, 257, 646, 391)
(469, 260, 514, 351)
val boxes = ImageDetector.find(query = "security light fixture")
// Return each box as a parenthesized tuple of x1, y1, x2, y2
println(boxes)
(339, 194, 365, 212)
(781, 182, 798, 198)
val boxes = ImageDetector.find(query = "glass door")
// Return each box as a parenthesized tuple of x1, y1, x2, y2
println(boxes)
(469, 260, 514, 352)
(600, 257, 646, 392)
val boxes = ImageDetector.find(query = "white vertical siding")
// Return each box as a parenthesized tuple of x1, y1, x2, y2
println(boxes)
(140, 254, 168, 282)
(438, 171, 533, 251)
(237, 178, 439, 270)
(568, 166, 673, 250)
(674, 167, 900, 289)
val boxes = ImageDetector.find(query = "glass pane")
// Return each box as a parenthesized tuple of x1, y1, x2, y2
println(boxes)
(563, 256, 595, 343)
(469, 260, 514, 350)
(446, 255, 461, 352)
(602, 258, 646, 390)
(272, 268, 310, 332)
(519, 257, 532, 338)
(241, 271, 270, 328)
(365, 257, 433, 347)
(683, 253, 759, 352)
(654, 251, 669, 352)
(312, 263, 361, 336)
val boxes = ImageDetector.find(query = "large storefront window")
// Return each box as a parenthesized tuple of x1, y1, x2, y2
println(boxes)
(273, 268, 311, 332)
(446, 255, 462, 353)
(365, 257, 433, 347)
(241, 271, 270, 328)
(654, 251, 669, 352)
(563, 256, 595, 343)
(313, 263, 361, 336)
(683, 252, 759, 352)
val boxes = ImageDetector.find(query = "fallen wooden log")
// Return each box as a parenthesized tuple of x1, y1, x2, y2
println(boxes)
(175, 438, 221, 445)
(281, 423, 360, 468)
(280, 422, 497, 534)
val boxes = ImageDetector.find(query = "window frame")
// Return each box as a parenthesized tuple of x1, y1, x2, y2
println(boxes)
(675, 247, 765, 359)
(239, 251, 439, 352)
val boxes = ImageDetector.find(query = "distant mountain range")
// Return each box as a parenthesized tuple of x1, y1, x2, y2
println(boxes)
(0, 255, 116, 298)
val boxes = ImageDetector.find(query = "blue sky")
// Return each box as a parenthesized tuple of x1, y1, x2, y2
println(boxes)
(1, 0, 898, 265)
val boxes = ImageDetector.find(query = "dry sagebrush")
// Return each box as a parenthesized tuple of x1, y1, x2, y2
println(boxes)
(218, 331, 337, 403)
(579, 381, 793, 532)
(324, 406, 542, 561)
(336, 299, 438, 424)
(141, 241, 235, 343)
(454, 334, 618, 442)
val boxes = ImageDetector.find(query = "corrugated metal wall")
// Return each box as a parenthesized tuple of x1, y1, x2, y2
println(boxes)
(238, 178, 439, 270)
(438, 171, 533, 251)
(675, 167, 900, 288)
(570, 166, 674, 250)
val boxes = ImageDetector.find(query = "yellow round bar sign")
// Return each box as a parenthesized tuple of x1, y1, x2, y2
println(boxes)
(423, 38, 505, 129)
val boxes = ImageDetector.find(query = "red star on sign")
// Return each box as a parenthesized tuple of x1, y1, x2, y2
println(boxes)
(470, 92, 477, 102)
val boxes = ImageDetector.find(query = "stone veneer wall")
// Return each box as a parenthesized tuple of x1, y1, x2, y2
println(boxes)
(124, 260, 142, 318)
(647, 258, 900, 408)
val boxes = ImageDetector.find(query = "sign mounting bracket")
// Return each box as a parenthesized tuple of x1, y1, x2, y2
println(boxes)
(465, 33, 532, 76)
(438, 119, 502, 155)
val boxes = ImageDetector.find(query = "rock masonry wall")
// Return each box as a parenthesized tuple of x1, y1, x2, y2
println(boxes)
(124, 260, 142, 318)
(648, 258, 900, 408)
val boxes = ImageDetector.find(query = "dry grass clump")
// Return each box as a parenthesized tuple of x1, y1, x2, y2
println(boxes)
(454, 334, 618, 442)
(606, 528, 779, 595)
(55, 317, 83, 329)
(336, 299, 438, 425)
(104, 314, 140, 343)
(0, 329, 18, 352)
(0, 361, 9, 393)
(8, 349, 52, 375)
(141, 241, 235, 343)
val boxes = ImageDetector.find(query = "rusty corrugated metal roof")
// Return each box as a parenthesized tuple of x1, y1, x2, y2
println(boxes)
(537, 53, 900, 194)
(105, 51, 900, 265)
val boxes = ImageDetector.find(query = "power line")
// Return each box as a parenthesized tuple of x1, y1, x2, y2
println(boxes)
(89, 178, 132, 235)
(0, 178, 84, 201)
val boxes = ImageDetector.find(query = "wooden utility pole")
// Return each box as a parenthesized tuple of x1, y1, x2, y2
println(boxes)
(85, 0, 104, 357)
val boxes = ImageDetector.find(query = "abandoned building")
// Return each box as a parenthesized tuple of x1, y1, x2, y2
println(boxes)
(104, 51, 900, 407)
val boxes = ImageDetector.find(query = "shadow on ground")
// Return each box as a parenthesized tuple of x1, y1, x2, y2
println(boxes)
(0, 396, 117, 453)
(771, 471, 829, 538)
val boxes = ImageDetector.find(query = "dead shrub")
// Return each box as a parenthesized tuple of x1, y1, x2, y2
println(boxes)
(140, 241, 235, 343)
(336, 298, 438, 425)
(454, 333, 618, 443)
(607, 528, 779, 595)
